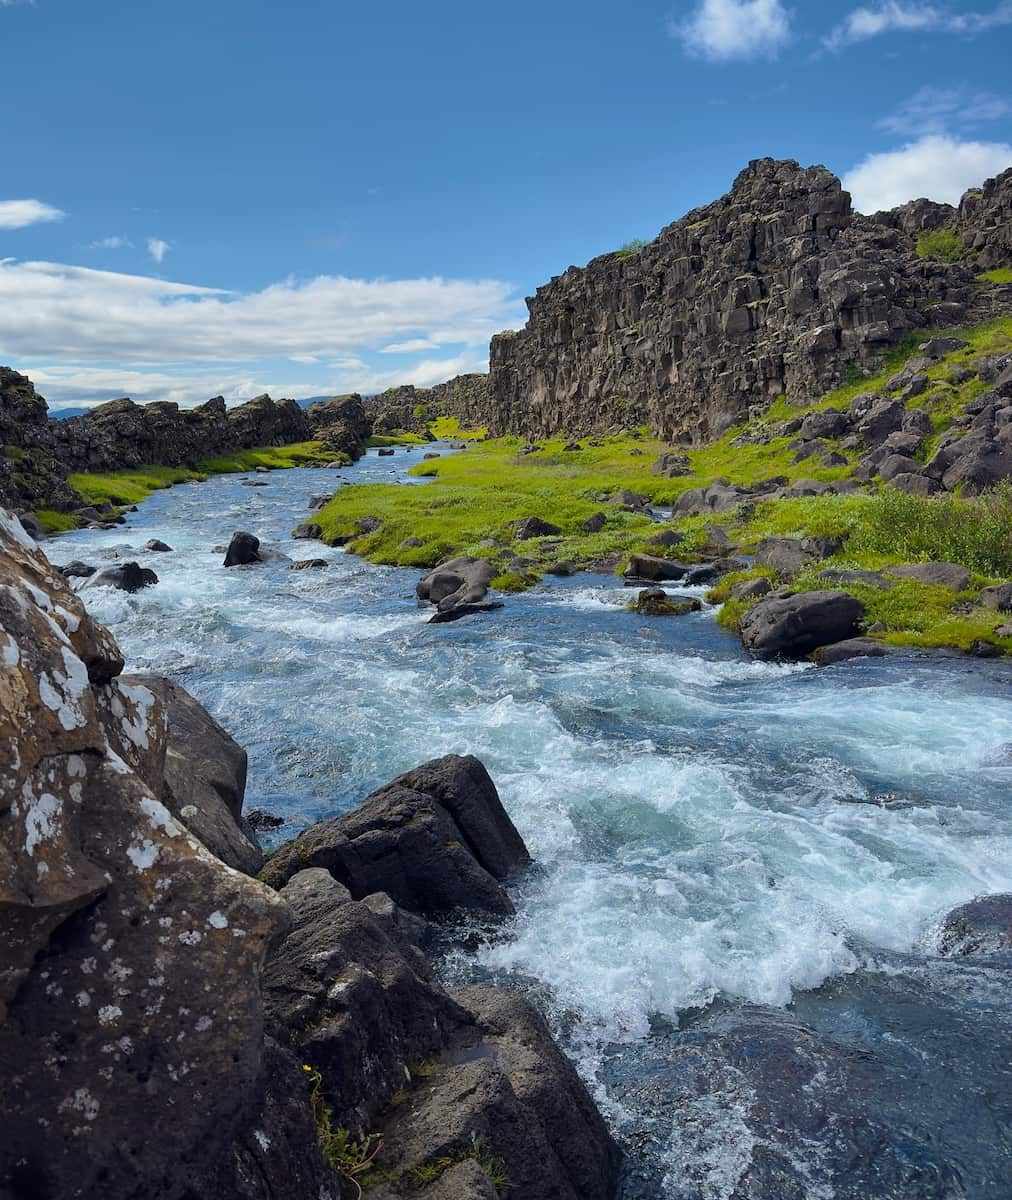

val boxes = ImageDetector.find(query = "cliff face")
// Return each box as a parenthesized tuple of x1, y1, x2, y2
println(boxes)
(52, 392, 311, 474)
(0, 371, 314, 515)
(303, 393, 371, 459)
(485, 159, 1012, 443)
(364, 374, 492, 435)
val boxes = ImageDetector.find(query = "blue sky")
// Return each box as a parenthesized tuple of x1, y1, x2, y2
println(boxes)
(1, 0, 1010, 410)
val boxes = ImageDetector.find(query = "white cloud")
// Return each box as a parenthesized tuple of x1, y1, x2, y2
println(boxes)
(90, 235, 133, 250)
(147, 237, 170, 264)
(380, 337, 440, 354)
(878, 85, 1011, 136)
(826, 2, 1012, 49)
(843, 134, 1012, 212)
(671, 0, 792, 61)
(0, 198, 65, 229)
(0, 259, 523, 365)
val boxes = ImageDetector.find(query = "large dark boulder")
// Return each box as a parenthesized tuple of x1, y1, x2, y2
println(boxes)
(938, 894, 1012, 956)
(0, 506, 293, 1200)
(623, 553, 692, 581)
(417, 556, 494, 615)
(515, 516, 562, 539)
(224, 530, 262, 566)
(887, 562, 971, 590)
(84, 560, 159, 592)
(259, 755, 529, 916)
(124, 674, 263, 874)
(754, 535, 843, 579)
(740, 590, 865, 658)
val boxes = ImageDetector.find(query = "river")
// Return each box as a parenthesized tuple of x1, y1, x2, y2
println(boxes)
(54, 445, 1012, 1198)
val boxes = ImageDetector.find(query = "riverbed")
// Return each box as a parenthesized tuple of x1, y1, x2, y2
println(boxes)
(55, 445, 1012, 1199)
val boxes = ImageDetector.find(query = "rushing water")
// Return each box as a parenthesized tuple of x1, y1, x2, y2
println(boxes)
(55, 446, 1012, 1198)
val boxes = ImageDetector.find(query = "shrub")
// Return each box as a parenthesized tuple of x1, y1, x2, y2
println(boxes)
(614, 238, 648, 259)
(916, 227, 963, 263)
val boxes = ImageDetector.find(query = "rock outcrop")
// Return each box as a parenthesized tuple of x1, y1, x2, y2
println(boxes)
(479, 161, 1011, 443)
(363, 375, 490, 436)
(303, 393, 372, 461)
(0, 507, 319, 1200)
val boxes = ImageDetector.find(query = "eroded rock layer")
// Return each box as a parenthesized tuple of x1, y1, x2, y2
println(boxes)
(483, 159, 1012, 443)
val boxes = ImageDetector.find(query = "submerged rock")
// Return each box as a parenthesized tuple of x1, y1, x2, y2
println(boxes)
(740, 590, 865, 658)
(938, 894, 1012, 956)
(143, 538, 172, 552)
(84, 560, 158, 592)
(632, 587, 702, 616)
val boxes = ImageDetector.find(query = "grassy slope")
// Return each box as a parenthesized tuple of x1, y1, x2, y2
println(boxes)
(313, 312, 1012, 654)
(66, 441, 330, 510)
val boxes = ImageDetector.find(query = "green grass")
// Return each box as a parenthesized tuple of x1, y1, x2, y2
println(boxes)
(614, 238, 648, 259)
(428, 416, 487, 441)
(35, 509, 82, 534)
(67, 441, 329, 509)
(410, 1139, 508, 1190)
(916, 227, 964, 263)
(978, 267, 1012, 285)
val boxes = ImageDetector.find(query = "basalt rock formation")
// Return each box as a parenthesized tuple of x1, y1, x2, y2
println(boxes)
(303, 393, 372, 460)
(364, 375, 490, 436)
(482, 160, 1012, 443)
(0, 369, 314, 518)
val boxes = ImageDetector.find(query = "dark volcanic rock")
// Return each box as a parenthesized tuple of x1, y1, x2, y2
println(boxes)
(0, 506, 294, 1200)
(124, 674, 263, 874)
(623, 553, 692, 582)
(482, 161, 1009, 443)
(581, 511, 608, 533)
(979, 582, 1012, 611)
(224, 530, 262, 566)
(417, 556, 494, 615)
(938, 893, 1012, 956)
(812, 637, 891, 666)
(515, 515, 563, 539)
(84, 560, 159, 592)
(144, 538, 173, 552)
(59, 559, 96, 577)
(303, 393, 371, 461)
(755, 535, 843, 579)
(740, 590, 865, 658)
(259, 755, 529, 916)
(633, 587, 702, 616)
(292, 521, 322, 540)
(887, 562, 971, 590)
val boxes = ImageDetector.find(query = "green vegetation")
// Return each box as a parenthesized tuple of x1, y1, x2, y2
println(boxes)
(304, 1064, 382, 1199)
(428, 415, 487, 441)
(410, 1139, 508, 1190)
(614, 238, 648, 258)
(978, 267, 1012, 285)
(915, 227, 964, 263)
(66, 441, 329, 511)
(35, 509, 82, 534)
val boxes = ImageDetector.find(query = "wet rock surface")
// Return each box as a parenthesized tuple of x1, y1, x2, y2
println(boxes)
(938, 894, 1012, 957)
(740, 589, 865, 658)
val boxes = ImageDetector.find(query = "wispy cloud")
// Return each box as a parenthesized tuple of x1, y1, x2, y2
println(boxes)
(380, 337, 441, 354)
(0, 198, 65, 229)
(843, 133, 1012, 212)
(878, 85, 1011, 136)
(825, 2, 1012, 50)
(670, 0, 791, 61)
(147, 237, 170, 264)
(90, 235, 134, 250)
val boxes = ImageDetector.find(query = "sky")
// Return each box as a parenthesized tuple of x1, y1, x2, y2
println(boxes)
(1, 0, 1010, 412)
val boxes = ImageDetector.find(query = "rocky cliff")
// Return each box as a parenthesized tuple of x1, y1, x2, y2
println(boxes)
(483, 159, 1012, 443)
(364, 375, 491, 435)
(303, 393, 372, 459)
(0, 369, 314, 516)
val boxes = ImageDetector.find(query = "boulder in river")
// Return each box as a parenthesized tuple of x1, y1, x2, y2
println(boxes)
(143, 538, 172, 552)
(938, 894, 1012, 956)
(59, 559, 96, 577)
(224, 530, 262, 566)
(85, 560, 158, 592)
(417, 556, 495, 616)
(289, 558, 327, 570)
(739, 590, 865, 658)
(812, 637, 892, 666)
(292, 521, 322, 540)
(259, 754, 530, 915)
(632, 587, 702, 616)
(623, 553, 691, 582)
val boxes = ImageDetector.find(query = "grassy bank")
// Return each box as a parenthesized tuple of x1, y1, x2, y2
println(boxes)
(311, 313, 1012, 655)
(65, 440, 330, 513)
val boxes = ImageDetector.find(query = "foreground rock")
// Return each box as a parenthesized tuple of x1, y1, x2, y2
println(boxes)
(812, 637, 891, 666)
(632, 587, 702, 616)
(938, 894, 1012, 956)
(417, 556, 495, 618)
(0, 507, 314, 1200)
(740, 590, 865, 658)
(84, 560, 159, 592)
(260, 755, 529, 915)
(224, 530, 262, 566)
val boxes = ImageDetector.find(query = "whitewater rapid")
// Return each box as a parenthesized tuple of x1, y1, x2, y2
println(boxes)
(56, 446, 1012, 1198)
